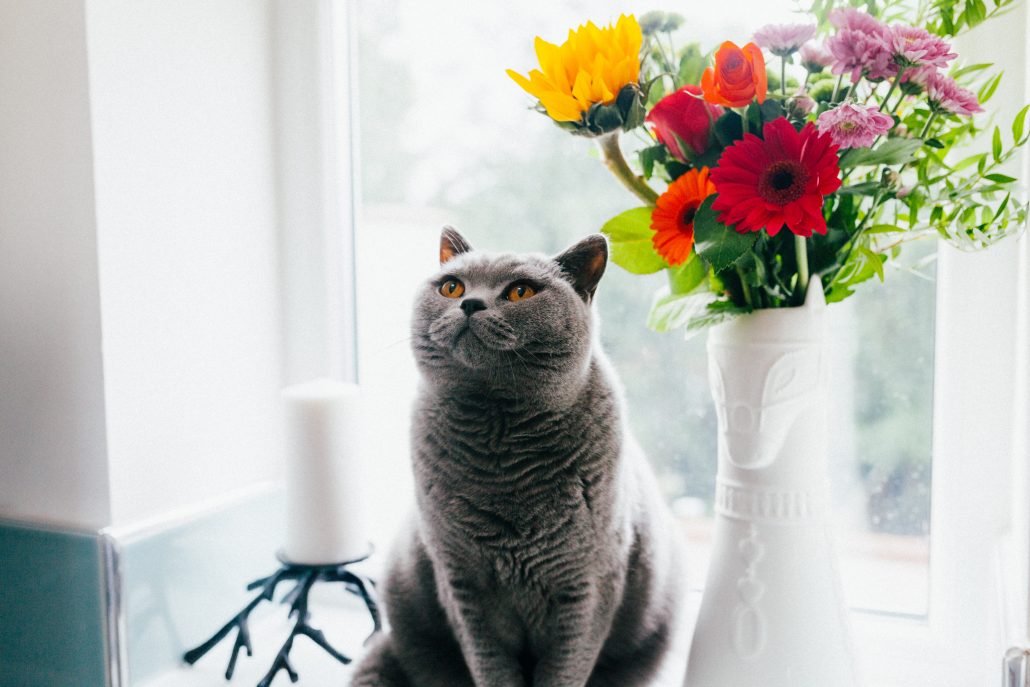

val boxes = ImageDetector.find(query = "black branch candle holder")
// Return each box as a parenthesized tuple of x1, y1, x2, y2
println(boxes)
(183, 550, 380, 687)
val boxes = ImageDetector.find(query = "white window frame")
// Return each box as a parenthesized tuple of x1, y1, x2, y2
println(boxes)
(313, 2, 1030, 684)
(274, 0, 359, 386)
(853, 241, 1029, 687)
(850, 6, 1030, 684)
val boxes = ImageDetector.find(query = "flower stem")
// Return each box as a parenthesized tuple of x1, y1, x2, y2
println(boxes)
(889, 88, 907, 115)
(795, 234, 810, 301)
(735, 264, 754, 307)
(827, 190, 885, 287)
(831, 73, 844, 103)
(879, 66, 905, 112)
(781, 57, 787, 98)
(597, 133, 660, 205)
(919, 111, 938, 139)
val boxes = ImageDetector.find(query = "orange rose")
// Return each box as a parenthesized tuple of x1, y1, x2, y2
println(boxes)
(701, 41, 767, 108)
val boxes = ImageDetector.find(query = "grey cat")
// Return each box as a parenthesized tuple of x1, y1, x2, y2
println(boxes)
(350, 228, 685, 687)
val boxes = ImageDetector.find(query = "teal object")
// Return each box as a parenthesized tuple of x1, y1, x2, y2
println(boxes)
(0, 521, 107, 687)
(120, 492, 285, 685)
(1, 491, 288, 686)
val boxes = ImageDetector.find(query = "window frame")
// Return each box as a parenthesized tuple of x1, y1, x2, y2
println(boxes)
(275, 0, 359, 385)
(320, 2, 1030, 684)
(852, 239, 1028, 687)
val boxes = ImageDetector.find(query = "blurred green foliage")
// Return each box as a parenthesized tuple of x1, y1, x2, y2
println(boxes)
(357, 0, 934, 537)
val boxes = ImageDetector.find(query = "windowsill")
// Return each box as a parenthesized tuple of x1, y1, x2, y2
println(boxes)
(142, 590, 692, 686)
(140, 584, 915, 687)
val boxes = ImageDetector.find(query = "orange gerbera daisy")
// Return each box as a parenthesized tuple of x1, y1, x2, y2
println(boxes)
(650, 168, 717, 266)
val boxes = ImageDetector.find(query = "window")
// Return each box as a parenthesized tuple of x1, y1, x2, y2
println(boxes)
(346, 0, 1030, 683)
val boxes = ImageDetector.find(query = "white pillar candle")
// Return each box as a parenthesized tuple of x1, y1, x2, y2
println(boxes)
(282, 378, 369, 564)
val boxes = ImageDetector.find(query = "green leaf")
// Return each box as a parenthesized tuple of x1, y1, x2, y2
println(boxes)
(838, 138, 923, 168)
(858, 245, 885, 281)
(965, 0, 988, 26)
(746, 102, 763, 133)
(601, 207, 666, 274)
(837, 181, 881, 196)
(692, 196, 759, 272)
(759, 99, 786, 123)
(985, 173, 1017, 184)
(646, 77, 666, 108)
(667, 257, 708, 294)
(978, 72, 1003, 105)
(712, 110, 743, 147)
(866, 223, 906, 234)
(953, 152, 987, 172)
(685, 299, 752, 332)
(638, 144, 667, 179)
(678, 44, 707, 86)
(950, 62, 993, 79)
(994, 192, 1012, 222)
(826, 244, 887, 303)
(924, 138, 945, 149)
(1013, 103, 1030, 143)
(992, 126, 1002, 162)
(647, 289, 715, 332)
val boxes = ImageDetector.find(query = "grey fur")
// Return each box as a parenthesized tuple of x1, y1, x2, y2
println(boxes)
(351, 230, 685, 687)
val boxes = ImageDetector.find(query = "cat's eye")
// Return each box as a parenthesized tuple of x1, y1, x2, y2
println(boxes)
(506, 283, 536, 302)
(439, 279, 465, 299)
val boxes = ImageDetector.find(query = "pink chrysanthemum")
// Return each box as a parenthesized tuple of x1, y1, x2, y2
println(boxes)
(904, 64, 940, 86)
(924, 72, 983, 116)
(827, 10, 892, 83)
(753, 23, 817, 57)
(830, 7, 887, 33)
(888, 26, 955, 71)
(828, 29, 892, 82)
(791, 95, 817, 116)
(798, 42, 833, 72)
(816, 103, 894, 148)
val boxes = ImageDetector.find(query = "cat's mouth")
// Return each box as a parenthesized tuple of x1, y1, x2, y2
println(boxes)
(428, 312, 520, 368)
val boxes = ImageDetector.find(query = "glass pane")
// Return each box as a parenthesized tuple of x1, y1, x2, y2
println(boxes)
(356, 0, 935, 619)
(828, 240, 936, 617)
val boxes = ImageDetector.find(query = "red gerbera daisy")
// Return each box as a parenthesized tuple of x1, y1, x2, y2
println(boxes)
(710, 118, 841, 237)
(650, 167, 717, 266)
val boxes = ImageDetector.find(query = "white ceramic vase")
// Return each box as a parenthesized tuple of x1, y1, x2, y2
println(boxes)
(684, 278, 860, 687)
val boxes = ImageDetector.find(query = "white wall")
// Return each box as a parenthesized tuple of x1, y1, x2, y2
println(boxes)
(86, 0, 285, 527)
(0, 0, 112, 529)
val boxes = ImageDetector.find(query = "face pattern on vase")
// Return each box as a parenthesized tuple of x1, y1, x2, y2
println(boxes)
(708, 344, 824, 469)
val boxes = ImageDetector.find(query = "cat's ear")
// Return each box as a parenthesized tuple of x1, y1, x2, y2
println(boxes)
(440, 226, 472, 265)
(555, 234, 608, 303)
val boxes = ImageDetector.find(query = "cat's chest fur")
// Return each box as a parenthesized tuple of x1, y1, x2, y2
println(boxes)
(411, 367, 626, 584)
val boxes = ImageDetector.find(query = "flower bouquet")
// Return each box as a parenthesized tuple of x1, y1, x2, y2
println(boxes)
(507, 6, 1028, 333)
(508, 5, 1028, 685)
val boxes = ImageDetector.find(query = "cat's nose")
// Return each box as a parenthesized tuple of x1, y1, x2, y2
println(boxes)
(460, 299, 487, 317)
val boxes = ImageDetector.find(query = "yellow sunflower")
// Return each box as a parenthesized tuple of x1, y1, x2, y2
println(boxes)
(507, 15, 643, 123)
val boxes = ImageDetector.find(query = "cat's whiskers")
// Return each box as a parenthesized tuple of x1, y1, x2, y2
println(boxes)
(379, 334, 413, 351)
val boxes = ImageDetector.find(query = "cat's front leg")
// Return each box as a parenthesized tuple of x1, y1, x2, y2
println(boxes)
(443, 576, 526, 687)
(532, 587, 608, 687)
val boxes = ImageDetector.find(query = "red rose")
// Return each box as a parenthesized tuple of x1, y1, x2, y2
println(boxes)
(646, 85, 724, 161)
